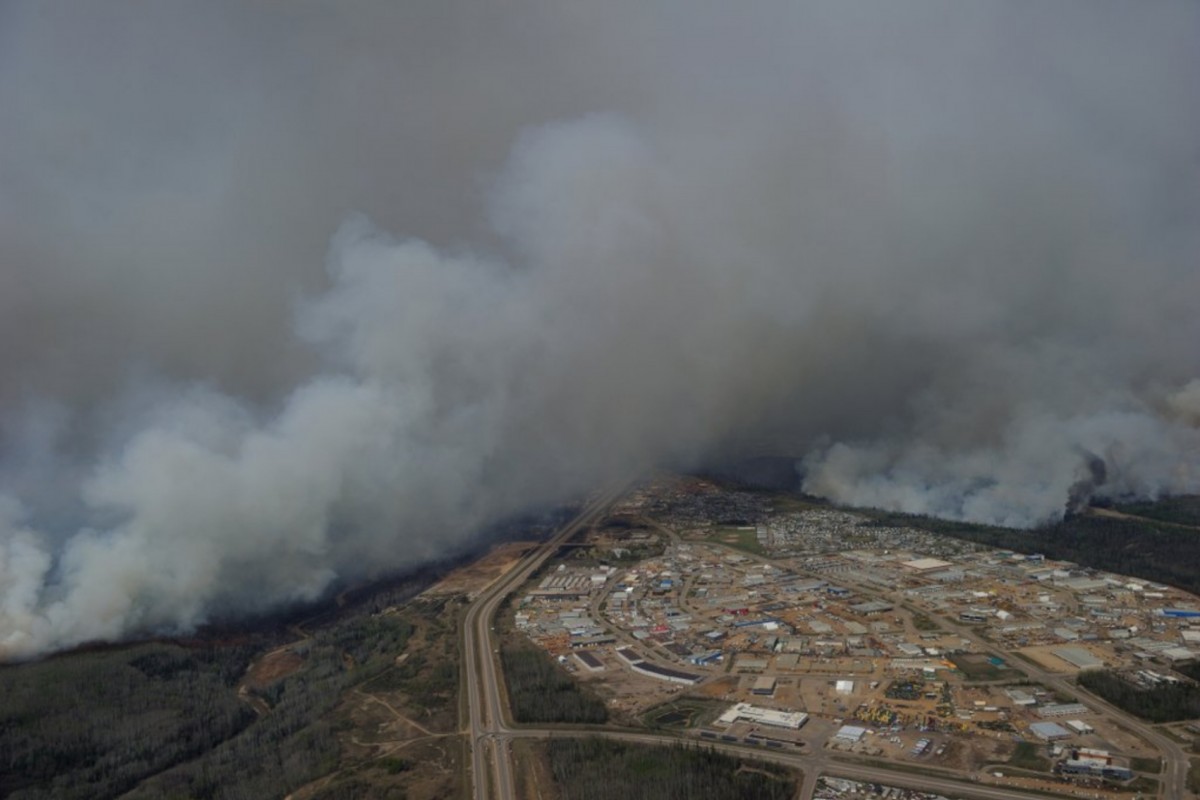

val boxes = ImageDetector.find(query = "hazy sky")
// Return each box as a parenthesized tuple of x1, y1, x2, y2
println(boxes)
(1, 1, 1198, 657)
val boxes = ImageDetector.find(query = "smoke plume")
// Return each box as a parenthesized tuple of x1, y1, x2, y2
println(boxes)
(1, 1, 1198, 658)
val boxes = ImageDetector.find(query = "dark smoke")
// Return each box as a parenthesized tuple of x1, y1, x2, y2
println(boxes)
(1, 1, 1198, 658)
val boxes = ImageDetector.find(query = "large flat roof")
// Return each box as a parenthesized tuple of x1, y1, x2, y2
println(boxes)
(718, 702, 807, 729)
(903, 557, 954, 571)
(1055, 647, 1103, 669)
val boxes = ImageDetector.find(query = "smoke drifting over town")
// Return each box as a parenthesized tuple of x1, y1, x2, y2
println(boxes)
(1, 2, 1198, 658)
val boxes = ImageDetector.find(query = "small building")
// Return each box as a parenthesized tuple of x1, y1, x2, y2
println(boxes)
(1161, 608, 1200, 619)
(575, 650, 605, 671)
(1161, 646, 1197, 662)
(834, 725, 866, 743)
(1038, 703, 1091, 718)
(849, 600, 894, 616)
(616, 647, 642, 664)
(1005, 688, 1038, 706)
(1065, 720, 1094, 735)
(1030, 721, 1072, 741)
(752, 676, 777, 696)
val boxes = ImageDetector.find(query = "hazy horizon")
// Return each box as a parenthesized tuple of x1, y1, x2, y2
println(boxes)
(1, 0, 1198, 658)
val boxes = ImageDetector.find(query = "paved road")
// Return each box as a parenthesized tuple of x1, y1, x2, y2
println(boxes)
(497, 726, 1056, 800)
(464, 484, 629, 800)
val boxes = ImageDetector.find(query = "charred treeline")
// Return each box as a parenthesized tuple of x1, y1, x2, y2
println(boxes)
(500, 645, 608, 724)
(547, 738, 795, 800)
(1078, 669, 1200, 723)
(1, 608, 416, 799)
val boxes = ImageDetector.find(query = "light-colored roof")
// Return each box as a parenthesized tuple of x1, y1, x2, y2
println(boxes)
(835, 725, 867, 741)
(902, 557, 954, 571)
(1029, 721, 1071, 739)
(1054, 647, 1103, 669)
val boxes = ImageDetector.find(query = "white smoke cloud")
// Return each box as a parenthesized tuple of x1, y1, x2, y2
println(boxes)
(1, 1, 1198, 658)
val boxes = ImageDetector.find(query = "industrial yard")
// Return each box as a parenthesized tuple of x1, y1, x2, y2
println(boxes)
(504, 475, 1198, 795)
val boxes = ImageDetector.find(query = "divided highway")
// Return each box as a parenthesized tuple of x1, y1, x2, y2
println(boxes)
(464, 484, 629, 800)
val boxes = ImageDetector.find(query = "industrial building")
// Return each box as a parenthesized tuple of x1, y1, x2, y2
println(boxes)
(1058, 749, 1133, 782)
(717, 702, 808, 730)
(574, 650, 604, 671)
(1029, 721, 1072, 741)
(1037, 703, 1091, 718)
(903, 557, 954, 572)
(834, 725, 867, 743)
(1054, 647, 1103, 670)
(629, 660, 703, 685)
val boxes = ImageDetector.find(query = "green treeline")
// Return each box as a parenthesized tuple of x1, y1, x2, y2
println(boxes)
(501, 645, 608, 724)
(1077, 670, 1200, 723)
(547, 738, 795, 800)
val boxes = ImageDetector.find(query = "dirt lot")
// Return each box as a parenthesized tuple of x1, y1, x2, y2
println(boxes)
(1014, 644, 1092, 673)
(423, 541, 534, 598)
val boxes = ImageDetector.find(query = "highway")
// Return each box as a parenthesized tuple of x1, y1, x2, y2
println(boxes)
(461, 487, 1184, 800)
(464, 484, 630, 800)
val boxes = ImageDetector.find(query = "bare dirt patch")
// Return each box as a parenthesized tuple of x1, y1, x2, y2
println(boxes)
(245, 647, 305, 688)
(422, 541, 534, 598)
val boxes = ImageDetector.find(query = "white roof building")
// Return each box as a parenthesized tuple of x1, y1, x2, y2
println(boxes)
(717, 702, 808, 730)
(835, 725, 867, 742)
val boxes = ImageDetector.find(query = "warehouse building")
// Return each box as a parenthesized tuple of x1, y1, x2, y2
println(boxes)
(1030, 721, 1072, 741)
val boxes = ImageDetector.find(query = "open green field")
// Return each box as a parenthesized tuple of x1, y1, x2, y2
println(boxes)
(707, 526, 766, 555)
(947, 652, 1022, 682)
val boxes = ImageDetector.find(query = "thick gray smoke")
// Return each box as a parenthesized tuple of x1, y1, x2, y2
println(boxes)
(1, 1, 1199, 658)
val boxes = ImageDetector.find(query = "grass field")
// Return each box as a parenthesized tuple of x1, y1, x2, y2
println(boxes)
(1007, 741, 1051, 773)
(948, 652, 1022, 682)
(707, 526, 766, 555)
